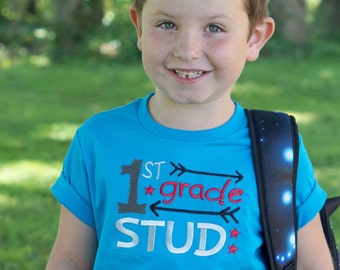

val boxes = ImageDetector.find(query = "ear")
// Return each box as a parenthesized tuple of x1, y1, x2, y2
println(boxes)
(129, 6, 143, 51)
(247, 17, 275, 62)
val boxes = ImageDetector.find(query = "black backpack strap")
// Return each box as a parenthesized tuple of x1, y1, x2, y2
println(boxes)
(246, 109, 299, 270)
(323, 197, 340, 269)
(326, 197, 340, 216)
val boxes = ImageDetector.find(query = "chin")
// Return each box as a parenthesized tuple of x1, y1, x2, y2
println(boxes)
(171, 94, 217, 106)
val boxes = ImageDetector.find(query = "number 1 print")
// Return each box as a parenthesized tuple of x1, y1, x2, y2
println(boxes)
(118, 159, 147, 214)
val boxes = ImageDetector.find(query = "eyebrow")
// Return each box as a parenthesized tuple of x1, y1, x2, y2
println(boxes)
(152, 10, 230, 21)
(151, 10, 176, 18)
(206, 14, 232, 21)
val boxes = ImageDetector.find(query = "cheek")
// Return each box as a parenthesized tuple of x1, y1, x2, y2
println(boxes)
(209, 42, 248, 83)
(142, 32, 172, 61)
(208, 37, 248, 66)
(143, 30, 171, 48)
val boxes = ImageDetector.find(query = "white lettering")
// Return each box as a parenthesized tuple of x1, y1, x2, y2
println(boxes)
(116, 218, 139, 248)
(142, 161, 153, 179)
(115, 218, 229, 256)
(195, 223, 226, 256)
(154, 161, 165, 180)
(142, 161, 166, 180)
(166, 221, 194, 254)
(141, 220, 166, 252)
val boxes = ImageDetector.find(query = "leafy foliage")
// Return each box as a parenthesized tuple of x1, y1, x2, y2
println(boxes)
(0, 0, 338, 63)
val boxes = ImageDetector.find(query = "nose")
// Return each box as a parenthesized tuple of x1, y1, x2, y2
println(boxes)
(173, 31, 203, 60)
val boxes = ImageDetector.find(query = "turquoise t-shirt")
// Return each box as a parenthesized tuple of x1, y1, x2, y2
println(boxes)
(51, 94, 326, 269)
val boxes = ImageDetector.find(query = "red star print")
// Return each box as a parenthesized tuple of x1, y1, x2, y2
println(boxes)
(230, 228, 241, 239)
(228, 243, 239, 255)
(144, 184, 156, 195)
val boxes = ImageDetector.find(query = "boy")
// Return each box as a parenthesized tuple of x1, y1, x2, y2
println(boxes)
(46, 0, 334, 269)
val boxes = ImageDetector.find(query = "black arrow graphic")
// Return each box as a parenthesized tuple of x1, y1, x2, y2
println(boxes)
(170, 162, 243, 183)
(150, 200, 240, 224)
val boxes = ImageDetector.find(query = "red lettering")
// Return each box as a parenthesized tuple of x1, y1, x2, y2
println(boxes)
(205, 180, 231, 206)
(228, 188, 243, 203)
(160, 181, 177, 204)
(179, 182, 190, 197)
(159, 180, 243, 205)
(190, 184, 205, 200)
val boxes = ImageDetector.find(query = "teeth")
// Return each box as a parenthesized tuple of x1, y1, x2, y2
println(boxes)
(174, 70, 204, 79)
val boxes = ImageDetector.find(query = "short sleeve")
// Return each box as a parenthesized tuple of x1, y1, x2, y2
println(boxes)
(296, 136, 327, 229)
(51, 131, 95, 228)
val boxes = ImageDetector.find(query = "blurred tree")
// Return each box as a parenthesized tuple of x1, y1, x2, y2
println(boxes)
(75, 0, 104, 39)
(314, 0, 340, 41)
(270, 0, 309, 44)
(1, 0, 36, 47)
(26, 0, 37, 15)
(53, 0, 104, 60)
(0, 0, 337, 60)
(53, 0, 81, 58)
(108, 1, 140, 62)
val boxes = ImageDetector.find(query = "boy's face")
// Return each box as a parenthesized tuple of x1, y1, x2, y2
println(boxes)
(131, 0, 270, 105)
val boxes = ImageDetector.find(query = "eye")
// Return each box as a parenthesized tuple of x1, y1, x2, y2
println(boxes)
(206, 24, 222, 33)
(159, 21, 177, 30)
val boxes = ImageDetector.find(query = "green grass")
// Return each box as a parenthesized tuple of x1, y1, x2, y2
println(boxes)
(0, 56, 339, 268)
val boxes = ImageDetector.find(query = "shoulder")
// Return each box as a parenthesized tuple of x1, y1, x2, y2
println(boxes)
(76, 96, 147, 138)
(86, 97, 142, 127)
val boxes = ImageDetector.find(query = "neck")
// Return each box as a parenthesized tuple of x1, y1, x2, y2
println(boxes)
(148, 93, 235, 131)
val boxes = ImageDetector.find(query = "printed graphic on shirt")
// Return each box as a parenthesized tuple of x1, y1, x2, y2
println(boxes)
(116, 159, 244, 257)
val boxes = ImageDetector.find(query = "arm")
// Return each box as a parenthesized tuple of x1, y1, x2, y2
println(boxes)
(46, 206, 98, 270)
(297, 213, 334, 270)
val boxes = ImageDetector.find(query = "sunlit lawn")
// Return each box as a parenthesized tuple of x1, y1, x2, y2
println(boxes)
(0, 56, 339, 269)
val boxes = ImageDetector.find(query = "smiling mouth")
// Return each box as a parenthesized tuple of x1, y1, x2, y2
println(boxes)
(174, 69, 205, 79)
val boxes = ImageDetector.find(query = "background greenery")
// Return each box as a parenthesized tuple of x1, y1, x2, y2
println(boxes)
(0, 0, 339, 269)
(0, 0, 339, 63)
